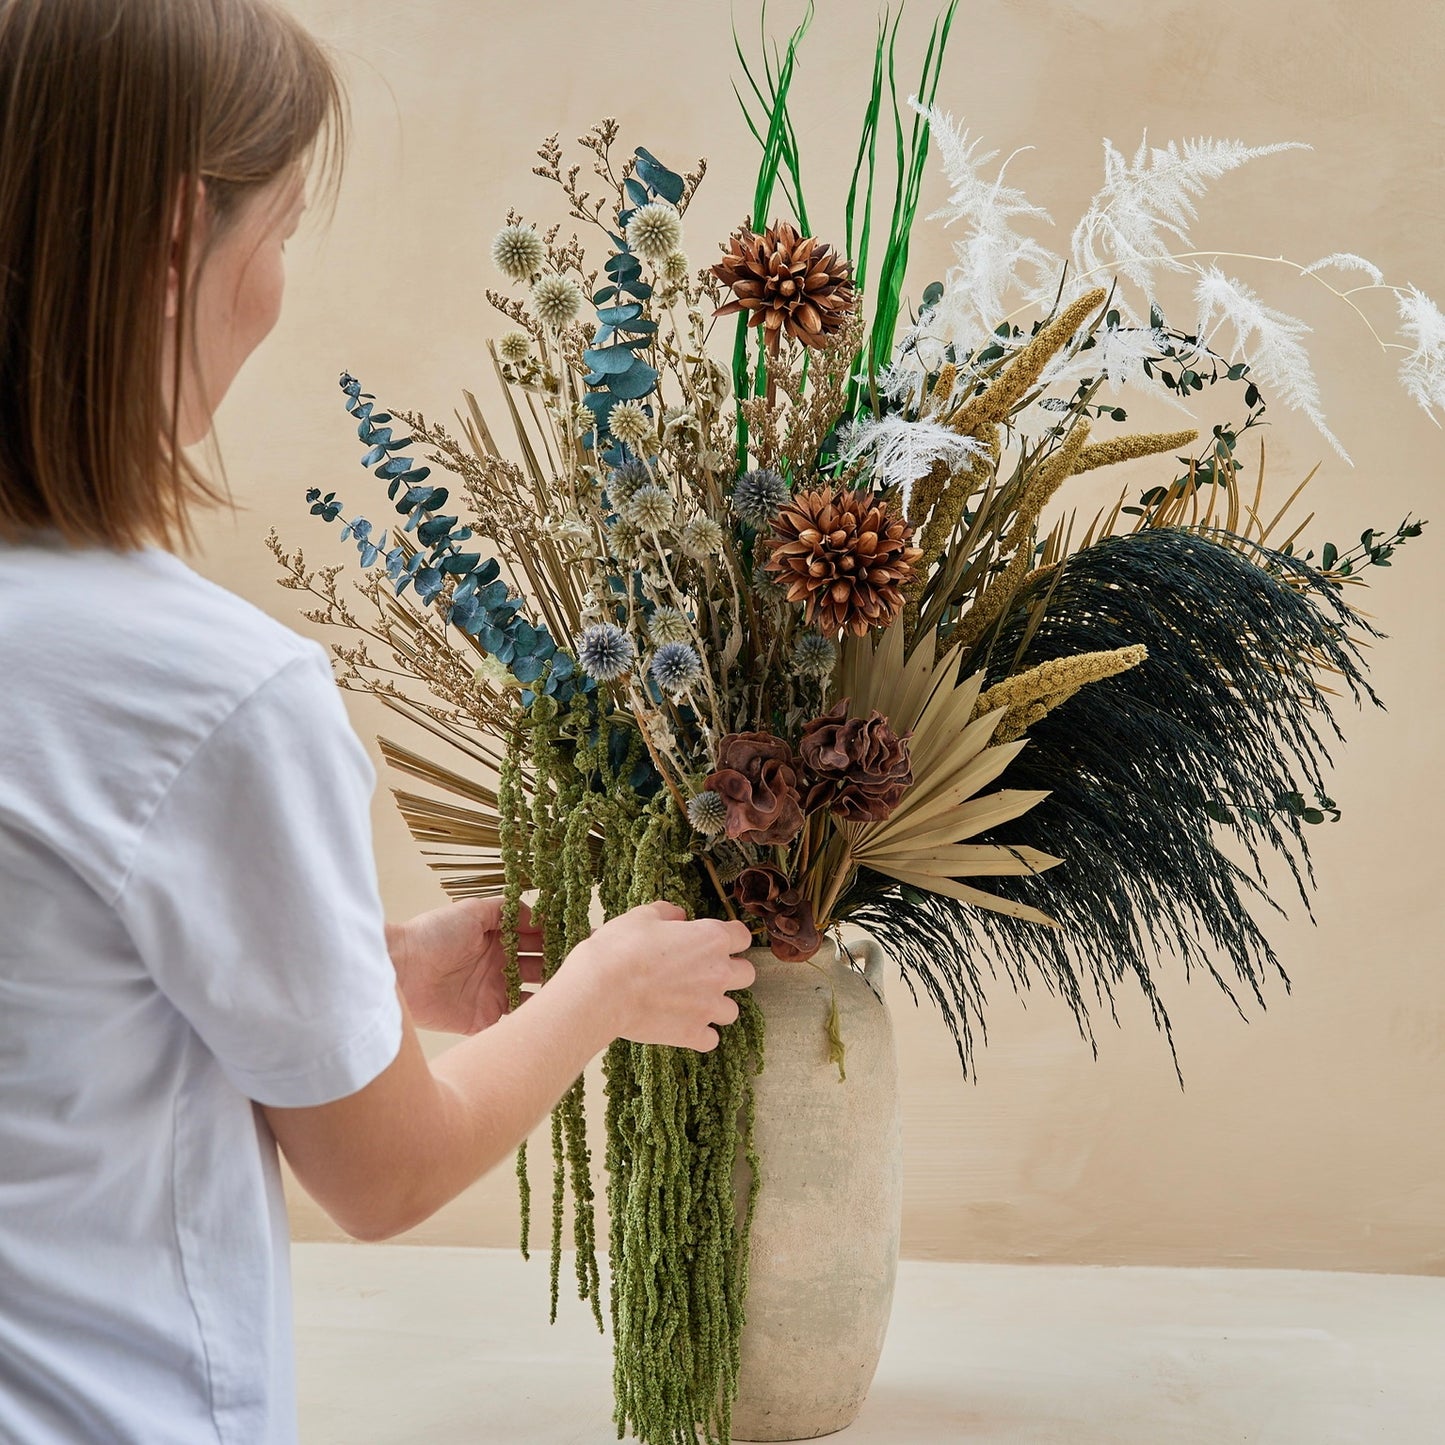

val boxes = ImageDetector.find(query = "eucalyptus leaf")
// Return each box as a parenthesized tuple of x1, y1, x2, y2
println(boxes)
(584, 346, 640, 376)
(605, 363, 660, 400)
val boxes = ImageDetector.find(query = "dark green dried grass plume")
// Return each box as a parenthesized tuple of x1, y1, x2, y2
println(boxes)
(847, 527, 1380, 1078)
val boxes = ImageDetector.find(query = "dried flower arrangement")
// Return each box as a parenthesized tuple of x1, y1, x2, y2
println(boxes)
(271, 6, 1434, 1441)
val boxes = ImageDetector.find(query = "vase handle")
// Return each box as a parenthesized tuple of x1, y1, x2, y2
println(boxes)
(848, 934, 886, 995)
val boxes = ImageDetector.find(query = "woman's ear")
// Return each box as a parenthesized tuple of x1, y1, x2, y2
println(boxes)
(165, 178, 209, 321)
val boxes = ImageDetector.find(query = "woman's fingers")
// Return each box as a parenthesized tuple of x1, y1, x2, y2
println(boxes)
(711, 995, 740, 1027)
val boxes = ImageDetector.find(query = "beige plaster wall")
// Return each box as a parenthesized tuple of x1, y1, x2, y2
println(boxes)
(187, 0, 1445, 1272)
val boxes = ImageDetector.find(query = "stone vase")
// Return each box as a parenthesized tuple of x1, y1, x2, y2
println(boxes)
(729, 934, 902, 1443)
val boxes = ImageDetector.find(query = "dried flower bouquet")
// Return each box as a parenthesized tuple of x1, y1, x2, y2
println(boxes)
(271, 8, 1434, 1441)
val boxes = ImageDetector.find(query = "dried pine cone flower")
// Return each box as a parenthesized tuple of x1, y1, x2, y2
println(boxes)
(712, 220, 856, 355)
(703, 732, 804, 846)
(799, 700, 913, 822)
(765, 487, 923, 636)
(733, 865, 821, 963)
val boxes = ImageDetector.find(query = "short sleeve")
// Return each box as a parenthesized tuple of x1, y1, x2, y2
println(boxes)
(114, 648, 403, 1107)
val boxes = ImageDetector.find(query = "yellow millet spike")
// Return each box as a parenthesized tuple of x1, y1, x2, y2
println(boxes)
(976, 644, 1149, 738)
(944, 287, 1109, 436)
(942, 542, 1034, 659)
(923, 361, 958, 416)
(906, 454, 952, 531)
(1002, 419, 1092, 550)
(930, 420, 1090, 656)
(918, 422, 1000, 564)
(904, 424, 1000, 640)
(1072, 428, 1200, 476)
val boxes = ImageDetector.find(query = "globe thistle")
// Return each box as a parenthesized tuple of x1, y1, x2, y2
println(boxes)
(607, 460, 651, 504)
(752, 557, 787, 602)
(491, 223, 544, 281)
(625, 201, 684, 263)
(647, 606, 693, 647)
(679, 515, 725, 558)
(792, 631, 838, 678)
(576, 623, 636, 683)
(530, 273, 584, 330)
(661, 250, 691, 283)
(620, 484, 674, 533)
(572, 402, 596, 438)
(498, 330, 532, 364)
(606, 518, 643, 557)
(713, 851, 748, 886)
(650, 641, 703, 697)
(731, 468, 791, 528)
(686, 789, 728, 837)
(608, 400, 656, 451)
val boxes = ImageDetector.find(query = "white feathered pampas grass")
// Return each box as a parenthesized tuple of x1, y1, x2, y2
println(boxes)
(1193, 266, 1348, 461)
(1395, 285, 1445, 424)
(835, 414, 987, 512)
(898, 106, 1443, 459)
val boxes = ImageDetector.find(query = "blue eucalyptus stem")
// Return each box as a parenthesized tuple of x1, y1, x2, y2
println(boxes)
(303, 372, 586, 707)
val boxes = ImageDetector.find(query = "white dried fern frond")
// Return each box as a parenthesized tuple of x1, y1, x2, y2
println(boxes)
(835, 414, 987, 511)
(1071, 136, 1309, 305)
(1396, 284, 1445, 425)
(1194, 265, 1349, 462)
(909, 99, 1062, 356)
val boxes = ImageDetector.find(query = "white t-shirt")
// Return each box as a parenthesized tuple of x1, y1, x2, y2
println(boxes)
(0, 534, 404, 1443)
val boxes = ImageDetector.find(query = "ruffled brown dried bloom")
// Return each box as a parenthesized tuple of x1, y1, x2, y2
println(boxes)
(712, 220, 855, 356)
(733, 865, 821, 962)
(764, 487, 923, 636)
(799, 701, 913, 821)
(703, 732, 804, 846)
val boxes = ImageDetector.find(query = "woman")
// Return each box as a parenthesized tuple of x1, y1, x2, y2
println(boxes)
(0, 1, 754, 1440)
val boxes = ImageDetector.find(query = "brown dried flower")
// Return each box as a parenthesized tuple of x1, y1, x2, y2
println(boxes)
(733, 865, 822, 963)
(703, 732, 805, 846)
(712, 220, 855, 356)
(799, 701, 913, 822)
(765, 487, 923, 636)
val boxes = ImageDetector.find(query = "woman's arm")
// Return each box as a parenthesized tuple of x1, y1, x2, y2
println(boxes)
(261, 902, 753, 1241)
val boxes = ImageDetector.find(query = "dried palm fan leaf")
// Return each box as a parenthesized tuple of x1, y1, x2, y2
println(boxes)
(834, 623, 1059, 927)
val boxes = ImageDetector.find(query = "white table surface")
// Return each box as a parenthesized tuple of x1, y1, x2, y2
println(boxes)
(294, 1243, 1445, 1444)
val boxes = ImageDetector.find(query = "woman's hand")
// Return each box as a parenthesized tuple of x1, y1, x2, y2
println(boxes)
(386, 897, 545, 1035)
(273, 899, 756, 1240)
(566, 901, 756, 1052)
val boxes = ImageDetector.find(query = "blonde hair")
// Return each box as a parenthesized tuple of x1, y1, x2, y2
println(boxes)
(0, 0, 346, 550)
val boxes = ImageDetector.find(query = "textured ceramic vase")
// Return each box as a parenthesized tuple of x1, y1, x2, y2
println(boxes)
(729, 934, 902, 1443)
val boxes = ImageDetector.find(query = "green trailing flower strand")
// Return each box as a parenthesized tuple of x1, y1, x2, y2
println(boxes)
(601, 799, 765, 1445)
(498, 702, 766, 1445)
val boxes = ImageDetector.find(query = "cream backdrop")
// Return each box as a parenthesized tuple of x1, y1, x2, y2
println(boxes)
(187, 0, 1445, 1271)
